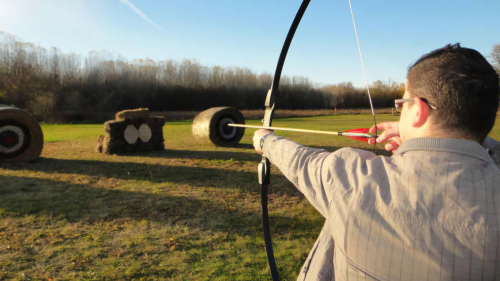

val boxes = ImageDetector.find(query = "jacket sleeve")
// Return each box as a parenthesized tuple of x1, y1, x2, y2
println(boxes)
(262, 135, 376, 218)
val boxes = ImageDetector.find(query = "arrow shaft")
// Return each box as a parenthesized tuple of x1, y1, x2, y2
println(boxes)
(228, 124, 376, 138)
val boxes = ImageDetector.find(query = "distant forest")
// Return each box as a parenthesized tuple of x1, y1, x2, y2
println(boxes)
(0, 32, 405, 122)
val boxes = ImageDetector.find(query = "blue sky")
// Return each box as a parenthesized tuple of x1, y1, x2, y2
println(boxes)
(0, 0, 499, 87)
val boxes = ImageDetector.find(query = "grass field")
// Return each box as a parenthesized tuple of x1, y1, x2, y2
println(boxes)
(1, 115, 499, 280)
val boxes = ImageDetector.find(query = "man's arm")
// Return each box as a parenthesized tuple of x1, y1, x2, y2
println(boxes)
(254, 129, 376, 218)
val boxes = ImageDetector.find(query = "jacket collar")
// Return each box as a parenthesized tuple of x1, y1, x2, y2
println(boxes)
(393, 138, 494, 163)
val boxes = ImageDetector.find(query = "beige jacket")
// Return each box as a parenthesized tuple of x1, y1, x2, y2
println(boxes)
(262, 136, 500, 281)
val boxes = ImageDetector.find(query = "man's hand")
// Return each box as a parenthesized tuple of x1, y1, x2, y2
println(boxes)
(368, 122, 402, 153)
(253, 129, 275, 155)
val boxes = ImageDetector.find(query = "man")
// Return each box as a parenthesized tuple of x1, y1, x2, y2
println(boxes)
(253, 44, 500, 280)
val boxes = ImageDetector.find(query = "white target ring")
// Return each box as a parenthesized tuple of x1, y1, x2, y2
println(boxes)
(138, 124, 152, 142)
(218, 117, 237, 139)
(0, 125, 25, 153)
(124, 125, 139, 144)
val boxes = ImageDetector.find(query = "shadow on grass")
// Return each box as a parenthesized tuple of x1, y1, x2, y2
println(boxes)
(140, 144, 390, 160)
(3, 146, 391, 192)
(0, 175, 322, 241)
(2, 157, 271, 190)
(119, 146, 260, 161)
(0, 174, 246, 224)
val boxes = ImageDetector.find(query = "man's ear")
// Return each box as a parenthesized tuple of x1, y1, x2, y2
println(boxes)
(411, 97, 430, 127)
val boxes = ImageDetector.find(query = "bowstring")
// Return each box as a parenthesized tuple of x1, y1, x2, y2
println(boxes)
(348, 0, 377, 148)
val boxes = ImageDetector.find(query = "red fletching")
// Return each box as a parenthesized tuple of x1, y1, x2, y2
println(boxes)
(344, 128, 370, 134)
(344, 128, 371, 143)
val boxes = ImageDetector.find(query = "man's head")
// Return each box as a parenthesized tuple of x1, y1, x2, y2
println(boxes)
(399, 43, 499, 143)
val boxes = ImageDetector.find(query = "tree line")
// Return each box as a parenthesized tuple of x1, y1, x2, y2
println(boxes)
(491, 43, 500, 77)
(0, 31, 406, 122)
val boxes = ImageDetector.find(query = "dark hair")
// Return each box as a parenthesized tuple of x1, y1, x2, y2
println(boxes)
(407, 43, 499, 142)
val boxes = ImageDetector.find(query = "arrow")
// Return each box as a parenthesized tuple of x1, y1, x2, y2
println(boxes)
(227, 124, 376, 143)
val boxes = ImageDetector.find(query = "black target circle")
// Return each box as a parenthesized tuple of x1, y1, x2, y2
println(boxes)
(0, 120, 31, 158)
(0, 129, 20, 148)
(217, 117, 237, 140)
(191, 107, 245, 147)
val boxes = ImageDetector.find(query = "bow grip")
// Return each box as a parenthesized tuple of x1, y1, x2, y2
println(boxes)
(258, 157, 271, 185)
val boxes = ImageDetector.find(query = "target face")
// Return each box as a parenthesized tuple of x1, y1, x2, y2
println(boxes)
(0, 120, 30, 158)
(218, 117, 237, 139)
(124, 125, 139, 144)
(138, 124, 152, 142)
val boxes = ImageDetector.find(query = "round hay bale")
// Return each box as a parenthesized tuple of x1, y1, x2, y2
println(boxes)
(192, 107, 245, 147)
(0, 107, 44, 163)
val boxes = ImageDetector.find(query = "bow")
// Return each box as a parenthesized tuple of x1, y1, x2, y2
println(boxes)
(258, 2, 310, 280)
(258, 1, 377, 280)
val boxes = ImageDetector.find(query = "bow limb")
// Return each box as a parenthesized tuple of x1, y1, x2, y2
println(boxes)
(259, 1, 311, 280)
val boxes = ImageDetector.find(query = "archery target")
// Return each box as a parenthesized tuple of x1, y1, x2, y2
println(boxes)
(0, 107, 43, 163)
(217, 117, 237, 139)
(0, 125, 25, 153)
(191, 107, 245, 147)
(124, 125, 139, 144)
(0, 120, 31, 158)
(138, 124, 152, 142)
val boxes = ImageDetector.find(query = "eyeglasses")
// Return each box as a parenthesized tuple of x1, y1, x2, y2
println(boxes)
(395, 97, 438, 112)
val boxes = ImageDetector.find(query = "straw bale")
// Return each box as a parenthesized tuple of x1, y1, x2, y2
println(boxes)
(0, 107, 44, 163)
(192, 107, 245, 147)
(115, 108, 150, 121)
(97, 116, 165, 154)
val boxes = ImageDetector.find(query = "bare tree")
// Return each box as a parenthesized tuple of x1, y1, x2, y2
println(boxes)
(491, 44, 500, 74)
(0, 33, 406, 121)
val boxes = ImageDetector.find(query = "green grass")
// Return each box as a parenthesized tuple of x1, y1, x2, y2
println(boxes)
(42, 124, 104, 143)
(1, 114, 499, 280)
